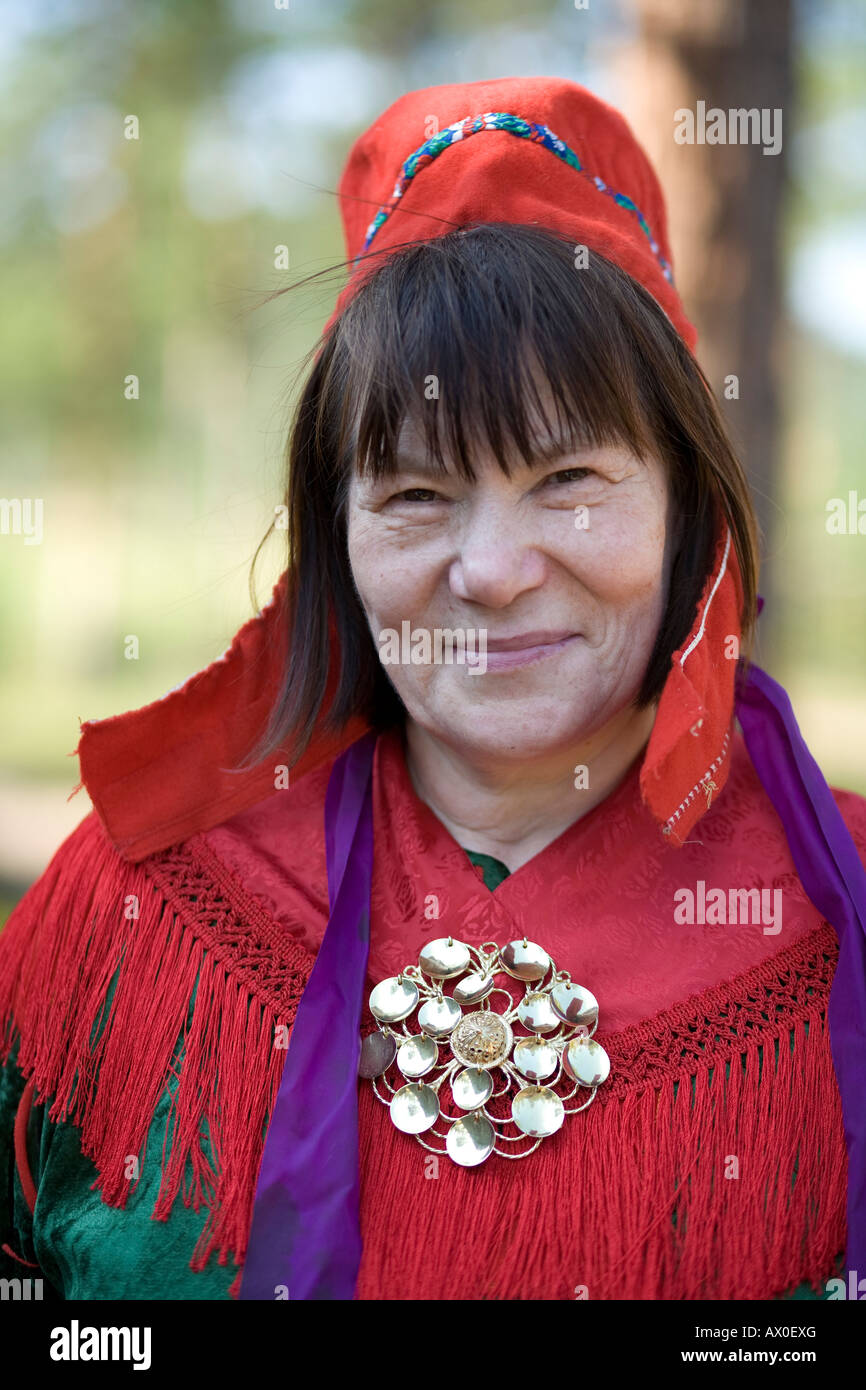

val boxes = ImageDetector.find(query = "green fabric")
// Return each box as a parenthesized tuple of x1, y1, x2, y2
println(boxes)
(464, 848, 512, 891)
(0, 969, 236, 1300)
(462, 846, 843, 1301)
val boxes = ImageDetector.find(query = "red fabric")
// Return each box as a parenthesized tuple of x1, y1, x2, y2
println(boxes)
(13, 1078, 37, 1214)
(5, 723, 859, 1296)
(76, 575, 368, 862)
(203, 724, 859, 1297)
(352, 931, 844, 1300)
(207, 723, 863, 1034)
(0, 808, 317, 1277)
(72, 75, 744, 861)
(323, 77, 696, 349)
(641, 522, 743, 844)
(6, 722, 856, 1295)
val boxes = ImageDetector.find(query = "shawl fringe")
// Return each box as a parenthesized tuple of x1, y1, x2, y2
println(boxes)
(0, 812, 315, 1296)
(0, 813, 846, 1299)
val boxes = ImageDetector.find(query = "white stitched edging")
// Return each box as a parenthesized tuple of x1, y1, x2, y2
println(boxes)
(679, 526, 732, 668)
(661, 729, 731, 836)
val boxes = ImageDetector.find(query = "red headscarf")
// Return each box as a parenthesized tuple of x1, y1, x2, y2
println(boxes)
(76, 77, 745, 859)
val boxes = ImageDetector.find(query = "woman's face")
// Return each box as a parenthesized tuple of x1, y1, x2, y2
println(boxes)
(346, 406, 676, 764)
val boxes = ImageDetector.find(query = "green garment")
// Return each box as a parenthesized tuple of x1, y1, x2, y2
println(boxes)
(0, 846, 842, 1300)
(0, 1011, 235, 1301)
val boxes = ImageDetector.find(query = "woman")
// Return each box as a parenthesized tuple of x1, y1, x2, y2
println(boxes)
(2, 77, 865, 1302)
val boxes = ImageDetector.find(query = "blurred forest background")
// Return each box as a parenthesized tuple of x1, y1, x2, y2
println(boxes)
(0, 0, 864, 912)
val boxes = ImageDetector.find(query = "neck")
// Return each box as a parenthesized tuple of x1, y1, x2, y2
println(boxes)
(403, 704, 657, 874)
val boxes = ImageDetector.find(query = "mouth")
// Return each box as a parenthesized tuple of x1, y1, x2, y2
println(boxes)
(482, 631, 582, 671)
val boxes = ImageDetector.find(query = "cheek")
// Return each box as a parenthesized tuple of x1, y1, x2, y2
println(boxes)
(346, 521, 385, 622)
(562, 503, 668, 608)
(347, 517, 436, 626)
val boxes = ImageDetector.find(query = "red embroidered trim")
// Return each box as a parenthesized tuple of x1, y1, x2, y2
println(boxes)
(148, 830, 839, 1093)
(600, 921, 837, 1099)
(145, 833, 317, 1021)
(661, 729, 731, 837)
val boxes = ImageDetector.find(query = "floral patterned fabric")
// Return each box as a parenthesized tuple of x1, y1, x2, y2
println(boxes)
(2, 722, 863, 1299)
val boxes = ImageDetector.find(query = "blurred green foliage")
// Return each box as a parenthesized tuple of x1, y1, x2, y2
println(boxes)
(0, 0, 863, 831)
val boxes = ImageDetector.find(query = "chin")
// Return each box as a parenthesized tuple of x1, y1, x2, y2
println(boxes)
(415, 692, 610, 762)
(452, 726, 587, 763)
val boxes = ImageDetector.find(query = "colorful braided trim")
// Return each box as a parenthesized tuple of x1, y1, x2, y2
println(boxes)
(358, 110, 674, 284)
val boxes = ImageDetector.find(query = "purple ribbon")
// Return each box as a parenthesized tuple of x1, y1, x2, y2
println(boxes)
(239, 729, 377, 1300)
(241, 663, 866, 1297)
(734, 662, 866, 1282)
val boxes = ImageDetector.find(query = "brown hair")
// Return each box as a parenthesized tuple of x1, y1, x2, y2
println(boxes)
(245, 223, 759, 768)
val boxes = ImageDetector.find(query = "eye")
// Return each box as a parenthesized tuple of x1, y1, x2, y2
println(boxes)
(389, 487, 441, 503)
(547, 466, 592, 485)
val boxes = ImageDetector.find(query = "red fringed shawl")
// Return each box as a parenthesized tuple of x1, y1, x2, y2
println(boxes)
(5, 75, 862, 1301)
(2, 723, 862, 1299)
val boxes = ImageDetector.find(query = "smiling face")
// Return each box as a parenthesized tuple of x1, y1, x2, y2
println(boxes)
(346, 396, 676, 765)
(250, 230, 757, 784)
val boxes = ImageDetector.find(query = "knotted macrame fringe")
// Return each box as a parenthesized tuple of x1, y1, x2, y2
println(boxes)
(0, 813, 313, 1296)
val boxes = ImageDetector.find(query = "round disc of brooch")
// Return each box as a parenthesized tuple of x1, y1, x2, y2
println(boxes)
(361, 935, 610, 1166)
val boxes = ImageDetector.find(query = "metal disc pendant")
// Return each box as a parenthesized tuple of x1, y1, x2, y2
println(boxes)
(551, 981, 599, 1029)
(513, 1036, 559, 1081)
(453, 971, 494, 1005)
(564, 1037, 611, 1087)
(369, 975, 419, 1023)
(445, 1110, 495, 1166)
(450, 1011, 513, 1069)
(418, 995, 462, 1038)
(397, 1034, 439, 1078)
(517, 990, 560, 1034)
(451, 1067, 493, 1111)
(500, 939, 551, 982)
(358, 1031, 397, 1078)
(419, 937, 471, 979)
(511, 1085, 565, 1138)
(390, 1083, 440, 1134)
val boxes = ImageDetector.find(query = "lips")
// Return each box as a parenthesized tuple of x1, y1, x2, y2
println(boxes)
(484, 630, 579, 653)
(482, 632, 582, 671)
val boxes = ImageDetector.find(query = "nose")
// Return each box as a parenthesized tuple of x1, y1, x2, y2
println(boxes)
(449, 496, 547, 608)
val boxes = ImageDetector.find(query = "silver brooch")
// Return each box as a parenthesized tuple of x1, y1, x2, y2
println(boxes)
(359, 936, 611, 1166)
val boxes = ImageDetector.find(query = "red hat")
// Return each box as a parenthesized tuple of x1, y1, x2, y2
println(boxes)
(323, 76, 696, 349)
(76, 78, 744, 859)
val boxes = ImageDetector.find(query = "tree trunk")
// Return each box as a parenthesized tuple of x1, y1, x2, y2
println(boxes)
(614, 0, 794, 661)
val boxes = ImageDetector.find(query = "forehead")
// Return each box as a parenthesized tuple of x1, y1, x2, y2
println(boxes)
(344, 315, 662, 492)
(391, 376, 584, 473)
(396, 365, 559, 446)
